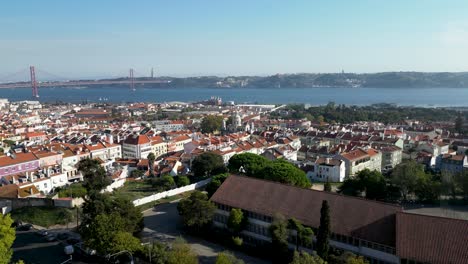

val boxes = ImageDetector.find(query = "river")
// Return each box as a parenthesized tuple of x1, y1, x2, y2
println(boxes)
(0, 86, 467, 106)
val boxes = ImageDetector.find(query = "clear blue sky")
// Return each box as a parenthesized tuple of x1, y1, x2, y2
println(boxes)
(1, 0, 468, 80)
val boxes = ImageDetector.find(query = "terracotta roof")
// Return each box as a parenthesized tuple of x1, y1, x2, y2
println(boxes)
(124, 135, 150, 145)
(396, 212, 468, 264)
(25, 131, 46, 138)
(211, 175, 401, 246)
(0, 152, 38, 167)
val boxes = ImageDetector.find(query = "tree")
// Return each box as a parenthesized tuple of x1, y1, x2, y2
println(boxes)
(290, 251, 326, 264)
(177, 191, 216, 231)
(329, 251, 368, 264)
(109, 231, 142, 254)
(177, 176, 191, 187)
(81, 194, 144, 235)
(269, 214, 290, 264)
(227, 208, 248, 234)
(316, 200, 330, 261)
(228, 153, 269, 175)
(77, 158, 111, 194)
(82, 212, 140, 255)
(131, 169, 145, 178)
(161, 175, 177, 190)
(216, 251, 245, 264)
(288, 218, 314, 250)
(259, 159, 311, 188)
(192, 152, 226, 178)
(200, 115, 223, 133)
(391, 161, 426, 200)
(206, 173, 229, 197)
(324, 181, 332, 192)
(414, 175, 441, 203)
(167, 238, 199, 264)
(0, 214, 15, 264)
(142, 241, 168, 264)
(338, 169, 387, 200)
(147, 152, 156, 177)
(455, 171, 468, 199)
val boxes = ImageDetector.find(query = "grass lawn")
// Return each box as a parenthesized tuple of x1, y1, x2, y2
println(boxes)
(137, 190, 194, 212)
(113, 180, 159, 201)
(11, 206, 75, 228)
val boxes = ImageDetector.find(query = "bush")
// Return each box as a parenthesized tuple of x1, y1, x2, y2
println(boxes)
(176, 176, 190, 187)
(232, 236, 243, 247)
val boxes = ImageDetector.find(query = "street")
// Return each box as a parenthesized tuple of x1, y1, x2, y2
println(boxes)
(12, 230, 70, 264)
(142, 200, 271, 264)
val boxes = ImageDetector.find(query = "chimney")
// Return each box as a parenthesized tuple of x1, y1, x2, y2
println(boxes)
(325, 157, 330, 164)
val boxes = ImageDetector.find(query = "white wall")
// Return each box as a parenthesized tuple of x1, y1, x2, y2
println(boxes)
(133, 178, 211, 206)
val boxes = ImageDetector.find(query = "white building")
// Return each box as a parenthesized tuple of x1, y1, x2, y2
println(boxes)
(122, 135, 152, 159)
(337, 148, 382, 177)
(306, 157, 346, 182)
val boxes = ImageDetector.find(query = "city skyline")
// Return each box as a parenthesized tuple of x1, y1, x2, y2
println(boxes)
(2, 0, 468, 79)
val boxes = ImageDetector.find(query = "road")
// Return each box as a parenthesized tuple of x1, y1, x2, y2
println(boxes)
(12, 230, 71, 264)
(142, 201, 271, 264)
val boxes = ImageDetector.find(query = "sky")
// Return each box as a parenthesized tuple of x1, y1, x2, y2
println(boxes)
(1, 0, 468, 80)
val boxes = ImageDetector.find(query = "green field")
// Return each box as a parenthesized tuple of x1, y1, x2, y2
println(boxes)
(11, 206, 75, 228)
(113, 180, 161, 201)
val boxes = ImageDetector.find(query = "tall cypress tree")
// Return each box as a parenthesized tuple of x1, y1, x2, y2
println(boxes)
(316, 200, 330, 260)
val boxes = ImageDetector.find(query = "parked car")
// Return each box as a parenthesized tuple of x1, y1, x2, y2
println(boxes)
(45, 234, 56, 242)
(66, 238, 81, 245)
(37, 230, 49, 236)
(57, 233, 70, 241)
(17, 224, 33, 231)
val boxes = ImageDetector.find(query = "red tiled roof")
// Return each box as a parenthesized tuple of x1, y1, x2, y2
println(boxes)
(0, 152, 38, 167)
(211, 175, 401, 246)
(396, 212, 468, 264)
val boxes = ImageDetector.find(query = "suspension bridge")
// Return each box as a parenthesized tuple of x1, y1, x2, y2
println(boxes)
(0, 66, 170, 98)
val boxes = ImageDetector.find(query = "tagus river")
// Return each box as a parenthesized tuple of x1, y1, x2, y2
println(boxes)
(0, 86, 468, 107)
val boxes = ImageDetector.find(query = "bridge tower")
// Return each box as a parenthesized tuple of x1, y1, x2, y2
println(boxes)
(29, 66, 39, 98)
(130, 68, 135, 91)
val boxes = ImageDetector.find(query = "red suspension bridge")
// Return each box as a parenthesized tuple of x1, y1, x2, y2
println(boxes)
(0, 66, 169, 98)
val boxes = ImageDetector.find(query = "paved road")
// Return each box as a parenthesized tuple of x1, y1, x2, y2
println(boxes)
(143, 200, 271, 264)
(12, 230, 70, 264)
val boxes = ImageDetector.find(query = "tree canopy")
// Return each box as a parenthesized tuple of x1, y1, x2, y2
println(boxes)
(82, 212, 141, 255)
(391, 160, 426, 200)
(228, 153, 269, 175)
(269, 214, 290, 264)
(227, 208, 248, 234)
(258, 159, 311, 188)
(192, 152, 227, 178)
(206, 173, 229, 197)
(77, 158, 112, 194)
(167, 238, 199, 264)
(0, 214, 15, 264)
(290, 251, 326, 264)
(228, 154, 311, 188)
(216, 251, 245, 264)
(177, 191, 216, 231)
(338, 169, 387, 200)
(200, 115, 224, 133)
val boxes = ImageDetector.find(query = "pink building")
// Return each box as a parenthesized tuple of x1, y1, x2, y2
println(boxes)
(0, 152, 40, 178)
